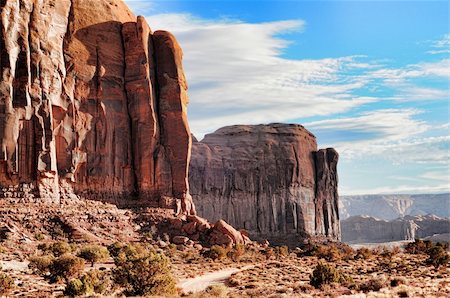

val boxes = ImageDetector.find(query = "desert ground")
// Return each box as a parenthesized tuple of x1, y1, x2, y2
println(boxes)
(0, 199, 448, 297)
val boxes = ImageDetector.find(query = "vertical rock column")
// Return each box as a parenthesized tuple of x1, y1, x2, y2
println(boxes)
(314, 148, 340, 240)
(153, 31, 195, 215)
(122, 16, 159, 198)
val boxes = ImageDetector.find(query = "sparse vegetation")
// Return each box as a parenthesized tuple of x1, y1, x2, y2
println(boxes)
(0, 273, 14, 296)
(64, 270, 110, 297)
(426, 244, 450, 268)
(309, 261, 347, 288)
(112, 243, 177, 296)
(49, 254, 85, 282)
(77, 244, 109, 267)
(358, 277, 385, 292)
(205, 245, 229, 260)
(29, 255, 55, 275)
(38, 241, 72, 257)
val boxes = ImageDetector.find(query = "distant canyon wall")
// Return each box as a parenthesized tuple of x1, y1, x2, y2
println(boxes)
(342, 215, 450, 243)
(0, 0, 194, 214)
(190, 124, 341, 244)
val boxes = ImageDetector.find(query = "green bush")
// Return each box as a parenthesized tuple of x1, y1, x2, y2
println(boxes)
(0, 273, 14, 296)
(49, 254, 85, 282)
(78, 245, 109, 267)
(38, 241, 72, 257)
(310, 262, 347, 288)
(29, 255, 55, 275)
(64, 270, 110, 297)
(112, 244, 176, 296)
(65, 278, 84, 297)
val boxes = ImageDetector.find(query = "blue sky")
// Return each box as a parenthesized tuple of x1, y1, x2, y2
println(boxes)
(124, 0, 449, 195)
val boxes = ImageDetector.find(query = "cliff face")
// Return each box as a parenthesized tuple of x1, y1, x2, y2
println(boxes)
(189, 124, 340, 244)
(341, 215, 450, 243)
(0, 0, 194, 214)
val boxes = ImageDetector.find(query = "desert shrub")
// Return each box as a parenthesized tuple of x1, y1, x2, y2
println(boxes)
(64, 279, 84, 297)
(390, 277, 406, 287)
(78, 245, 109, 267)
(397, 286, 410, 297)
(29, 255, 55, 275)
(34, 232, 45, 241)
(0, 273, 14, 296)
(426, 245, 450, 268)
(404, 239, 433, 254)
(309, 262, 347, 288)
(316, 245, 342, 261)
(355, 247, 372, 260)
(49, 254, 85, 282)
(204, 284, 229, 297)
(275, 245, 289, 257)
(107, 242, 127, 259)
(358, 278, 385, 293)
(264, 247, 276, 260)
(64, 270, 110, 297)
(205, 245, 229, 260)
(112, 244, 176, 296)
(229, 244, 246, 262)
(38, 241, 72, 257)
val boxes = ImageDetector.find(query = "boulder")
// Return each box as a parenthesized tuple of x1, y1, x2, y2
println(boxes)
(172, 235, 189, 245)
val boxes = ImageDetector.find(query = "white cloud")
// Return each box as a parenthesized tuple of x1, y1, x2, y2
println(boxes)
(427, 34, 450, 55)
(341, 183, 450, 196)
(306, 109, 450, 166)
(145, 13, 378, 138)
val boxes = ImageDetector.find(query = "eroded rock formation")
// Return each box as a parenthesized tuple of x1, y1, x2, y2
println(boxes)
(0, 0, 194, 214)
(189, 124, 341, 244)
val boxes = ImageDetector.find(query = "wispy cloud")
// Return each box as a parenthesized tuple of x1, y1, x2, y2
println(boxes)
(427, 34, 450, 55)
(144, 13, 383, 137)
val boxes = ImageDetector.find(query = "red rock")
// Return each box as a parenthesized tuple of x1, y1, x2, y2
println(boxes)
(190, 124, 341, 245)
(172, 235, 189, 245)
(182, 221, 197, 235)
(213, 219, 244, 245)
(187, 215, 211, 232)
(0, 0, 196, 215)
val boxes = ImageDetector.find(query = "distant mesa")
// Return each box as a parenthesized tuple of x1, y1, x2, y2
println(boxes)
(190, 124, 341, 245)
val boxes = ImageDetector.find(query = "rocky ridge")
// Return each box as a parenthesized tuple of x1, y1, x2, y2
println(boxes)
(341, 214, 450, 243)
(0, 0, 194, 214)
(190, 124, 341, 245)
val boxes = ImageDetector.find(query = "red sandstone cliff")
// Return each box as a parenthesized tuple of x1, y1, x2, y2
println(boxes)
(0, 0, 194, 214)
(189, 124, 341, 244)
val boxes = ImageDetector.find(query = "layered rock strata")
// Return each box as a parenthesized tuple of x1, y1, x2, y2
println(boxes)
(189, 124, 340, 244)
(0, 0, 194, 214)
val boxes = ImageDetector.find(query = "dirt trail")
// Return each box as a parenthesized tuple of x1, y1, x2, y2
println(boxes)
(178, 265, 254, 294)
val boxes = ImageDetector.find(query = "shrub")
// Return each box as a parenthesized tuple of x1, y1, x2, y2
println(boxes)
(38, 241, 72, 257)
(229, 244, 246, 262)
(390, 277, 406, 287)
(309, 262, 347, 288)
(404, 239, 433, 254)
(64, 270, 110, 297)
(316, 245, 342, 261)
(64, 278, 84, 297)
(107, 242, 127, 259)
(276, 245, 289, 258)
(355, 247, 372, 260)
(34, 232, 45, 241)
(426, 245, 450, 268)
(112, 244, 177, 296)
(29, 255, 55, 275)
(206, 245, 229, 260)
(49, 254, 85, 282)
(358, 278, 385, 293)
(0, 273, 14, 296)
(205, 284, 229, 297)
(78, 245, 109, 267)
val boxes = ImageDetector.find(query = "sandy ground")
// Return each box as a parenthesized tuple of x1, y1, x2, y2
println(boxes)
(178, 265, 254, 294)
